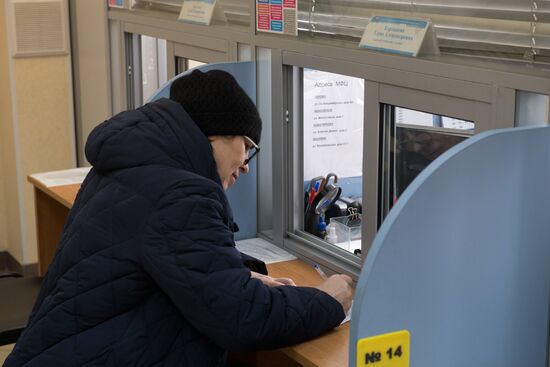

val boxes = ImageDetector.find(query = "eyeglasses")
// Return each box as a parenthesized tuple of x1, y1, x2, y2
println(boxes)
(243, 136, 260, 165)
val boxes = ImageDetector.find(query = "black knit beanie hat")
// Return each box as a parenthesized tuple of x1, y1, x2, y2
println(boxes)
(169, 69, 262, 144)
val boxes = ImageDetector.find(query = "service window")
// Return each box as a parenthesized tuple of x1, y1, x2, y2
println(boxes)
(278, 55, 508, 275)
(292, 68, 365, 257)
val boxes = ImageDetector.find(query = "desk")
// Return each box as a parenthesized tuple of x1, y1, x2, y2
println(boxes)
(28, 172, 349, 367)
(27, 176, 80, 276)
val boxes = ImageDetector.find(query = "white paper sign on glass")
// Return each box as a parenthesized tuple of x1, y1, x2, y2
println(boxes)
(303, 69, 364, 180)
(359, 16, 439, 57)
(178, 0, 226, 26)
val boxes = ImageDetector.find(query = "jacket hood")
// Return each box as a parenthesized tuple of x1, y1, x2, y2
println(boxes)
(85, 98, 220, 185)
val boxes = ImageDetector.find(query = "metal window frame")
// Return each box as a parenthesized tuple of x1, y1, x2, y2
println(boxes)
(124, 32, 142, 110)
(277, 51, 515, 278)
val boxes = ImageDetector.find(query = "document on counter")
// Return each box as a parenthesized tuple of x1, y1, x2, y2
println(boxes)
(236, 237, 297, 264)
(30, 167, 91, 187)
(341, 300, 353, 324)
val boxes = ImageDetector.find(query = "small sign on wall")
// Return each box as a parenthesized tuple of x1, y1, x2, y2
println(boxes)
(256, 0, 297, 36)
(108, 0, 124, 7)
(359, 16, 439, 57)
(178, 0, 227, 26)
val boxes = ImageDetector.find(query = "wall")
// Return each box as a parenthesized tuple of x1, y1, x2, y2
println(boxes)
(70, 0, 111, 165)
(1, 1, 75, 267)
(0, 1, 13, 253)
(14, 56, 75, 264)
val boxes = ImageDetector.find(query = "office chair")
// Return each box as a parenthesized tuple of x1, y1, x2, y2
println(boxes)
(0, 275, 42, 346)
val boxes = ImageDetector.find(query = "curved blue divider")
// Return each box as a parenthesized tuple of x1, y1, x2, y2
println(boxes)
(350, 125, 550, 366)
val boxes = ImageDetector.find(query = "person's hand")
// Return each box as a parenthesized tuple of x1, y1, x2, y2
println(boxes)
(316, 274, 353, 313)
(251, 271, 296, 287)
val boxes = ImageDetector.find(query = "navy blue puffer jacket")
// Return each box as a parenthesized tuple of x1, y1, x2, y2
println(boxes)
(4, 98, 344, 367)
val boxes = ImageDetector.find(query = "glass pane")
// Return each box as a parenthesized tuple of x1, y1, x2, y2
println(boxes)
(395, 107, 475, 130)
(381, 105, 474, 219)
(175, 57, 186, 75)
(257, 47, 273, 238)
(141, 36, 167, 104)
(188, 59, 207, 70)
(302, 69, 364, 254)
(515, 91, 549, 127)
(174, 57, 208, 75)
(394, 128, 467, 197)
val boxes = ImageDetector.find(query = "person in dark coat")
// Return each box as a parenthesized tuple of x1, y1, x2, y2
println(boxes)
(4, 70, 353, 367)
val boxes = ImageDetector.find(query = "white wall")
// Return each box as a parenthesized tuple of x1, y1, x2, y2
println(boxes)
(1, 1, 75, 265)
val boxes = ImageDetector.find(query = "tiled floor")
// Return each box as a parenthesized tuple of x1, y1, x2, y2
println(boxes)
(0, 344, 15, 364)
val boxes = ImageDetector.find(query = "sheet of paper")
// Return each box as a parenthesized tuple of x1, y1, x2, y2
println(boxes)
(341, 300, 353, 324)
(30, 167, 91, 187)
(235, 237, 296, 264)
(303, 69, 364, 180)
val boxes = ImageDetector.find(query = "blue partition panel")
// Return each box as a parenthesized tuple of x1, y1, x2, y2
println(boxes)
(147, 62, 257, 240)
(350, 126, 550, 366)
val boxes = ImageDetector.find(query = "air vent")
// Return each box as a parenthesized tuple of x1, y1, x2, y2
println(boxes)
(10, 0, 68, 57)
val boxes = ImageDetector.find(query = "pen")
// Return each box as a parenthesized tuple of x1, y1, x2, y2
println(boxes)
(313, 264, 327, 280)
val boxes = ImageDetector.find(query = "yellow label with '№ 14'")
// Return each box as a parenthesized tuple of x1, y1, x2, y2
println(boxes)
(356, 330, 410, 367)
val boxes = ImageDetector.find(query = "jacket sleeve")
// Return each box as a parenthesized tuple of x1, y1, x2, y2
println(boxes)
(140, 191, 345, 351)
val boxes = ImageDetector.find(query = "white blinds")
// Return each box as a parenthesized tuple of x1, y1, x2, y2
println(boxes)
(299, 0, 550, 63)
(131, 0, 249, 24)
(131, 0, 550, 63)
(132, 0, 183, 11)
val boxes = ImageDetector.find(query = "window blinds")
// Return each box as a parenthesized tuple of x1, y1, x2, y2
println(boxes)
(132, 0, 249, 25)
(131, 0, 550, 63)
(299, 0, 550, 63)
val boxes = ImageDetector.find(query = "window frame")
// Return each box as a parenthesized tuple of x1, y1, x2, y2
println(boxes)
(277, 51, 515, 277)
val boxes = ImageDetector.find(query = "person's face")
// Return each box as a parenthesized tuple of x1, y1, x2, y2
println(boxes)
(209, 136, 252, 190)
